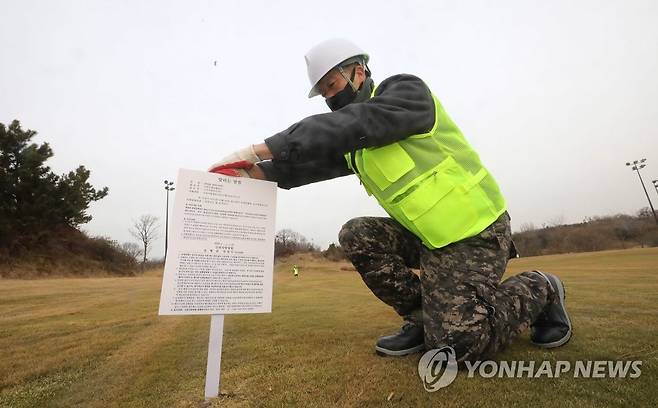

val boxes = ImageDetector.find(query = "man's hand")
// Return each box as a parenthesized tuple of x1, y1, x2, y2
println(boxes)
(209, 145, 261, 170)
(208, 143, 272, 179)
(209, 160, 253, 177)
(208, 160, 266, 180)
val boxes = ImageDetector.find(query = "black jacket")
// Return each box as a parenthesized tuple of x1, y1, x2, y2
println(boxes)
(257, 74, 436, 189)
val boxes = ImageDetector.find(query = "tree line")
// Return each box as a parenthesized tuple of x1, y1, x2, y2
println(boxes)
(512, 208, 658, 256)
(279, 209, 658, 262)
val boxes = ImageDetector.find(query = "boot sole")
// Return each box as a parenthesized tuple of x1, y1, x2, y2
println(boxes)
(532, 270, 573, 348)
(375, 343, 425, 357)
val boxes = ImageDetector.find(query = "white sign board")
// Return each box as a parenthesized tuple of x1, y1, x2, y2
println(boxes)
(157, 168, 277, 400)
(159, 168, 277, 315)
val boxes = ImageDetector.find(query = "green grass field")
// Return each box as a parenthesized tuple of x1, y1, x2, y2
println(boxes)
(1, 248, 657, 407)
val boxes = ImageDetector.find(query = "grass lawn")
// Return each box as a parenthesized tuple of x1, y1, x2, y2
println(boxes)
(1, 248, 657, 407)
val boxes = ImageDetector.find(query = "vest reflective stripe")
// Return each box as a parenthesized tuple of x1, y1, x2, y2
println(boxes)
(345, 91, 507, 249)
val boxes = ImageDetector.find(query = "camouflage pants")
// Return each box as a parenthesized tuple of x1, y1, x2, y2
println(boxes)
(338, 212, 551, 362)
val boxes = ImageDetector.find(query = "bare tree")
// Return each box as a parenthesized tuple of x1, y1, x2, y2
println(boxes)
(130, 215, 160, 264)
(121, 242, 143, 261)
(519, 222, 536, 233)
(548, 214, 565, 227)
(274, 228, 319, 257)
(637, 207, 653, 219)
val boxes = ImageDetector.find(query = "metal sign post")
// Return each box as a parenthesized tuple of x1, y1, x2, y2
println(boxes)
(205, 314, 225, 400)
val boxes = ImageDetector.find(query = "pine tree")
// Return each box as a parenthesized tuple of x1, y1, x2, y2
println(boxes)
(0, 120, 108, 249)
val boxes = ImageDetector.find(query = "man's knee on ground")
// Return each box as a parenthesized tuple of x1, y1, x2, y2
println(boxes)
(338, 217, 364, 250)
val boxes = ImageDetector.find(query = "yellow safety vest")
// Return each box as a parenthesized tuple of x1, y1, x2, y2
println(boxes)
(345, 90, 507, 249)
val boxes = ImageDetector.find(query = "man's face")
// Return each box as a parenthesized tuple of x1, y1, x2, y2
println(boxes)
(317, 64, 365, 99)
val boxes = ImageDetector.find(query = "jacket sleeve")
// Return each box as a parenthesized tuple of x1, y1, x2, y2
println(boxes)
(264, 74, 435, 163)
(256, 155, 353, 190)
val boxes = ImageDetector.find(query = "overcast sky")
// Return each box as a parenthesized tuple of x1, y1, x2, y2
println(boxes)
(2, 0, 657, 258)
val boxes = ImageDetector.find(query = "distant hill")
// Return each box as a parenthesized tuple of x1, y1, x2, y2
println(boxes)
(0, 225, 139, 278)
(513, 209, 658, 257)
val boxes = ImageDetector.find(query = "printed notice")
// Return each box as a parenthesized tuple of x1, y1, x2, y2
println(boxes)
(159, 169, 277, 315)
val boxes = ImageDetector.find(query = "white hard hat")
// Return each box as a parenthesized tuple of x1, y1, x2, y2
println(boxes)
(304, 38, 369, 98)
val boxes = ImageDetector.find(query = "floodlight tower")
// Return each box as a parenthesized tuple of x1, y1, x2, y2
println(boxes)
(625, 159, 658, 225)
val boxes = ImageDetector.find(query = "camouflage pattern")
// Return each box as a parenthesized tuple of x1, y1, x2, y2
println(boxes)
(338, 212, 553, 362)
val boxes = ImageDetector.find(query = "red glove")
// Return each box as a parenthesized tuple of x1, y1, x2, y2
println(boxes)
(208, 160, 253, 177)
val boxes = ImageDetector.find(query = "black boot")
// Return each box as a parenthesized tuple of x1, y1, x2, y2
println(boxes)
(531, 271, 573, 348)
(375, 322, 425, 357)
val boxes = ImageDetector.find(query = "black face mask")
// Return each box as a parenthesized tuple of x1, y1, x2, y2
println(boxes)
(326, 68, 358, 111)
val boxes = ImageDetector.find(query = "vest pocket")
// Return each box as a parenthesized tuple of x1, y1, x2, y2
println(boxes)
(362, 143, 415, 190)
(393, 157, 479, 248)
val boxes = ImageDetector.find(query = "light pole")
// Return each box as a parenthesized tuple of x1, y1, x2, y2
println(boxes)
(625, 159, 658, 225)
(653, 179, 658, 196)
(164, 180, 175, 259)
